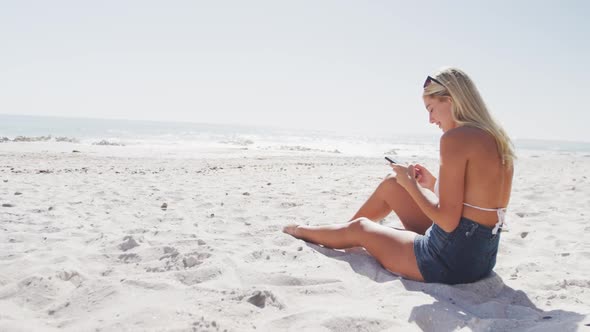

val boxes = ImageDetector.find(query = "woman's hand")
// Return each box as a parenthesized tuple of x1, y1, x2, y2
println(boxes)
(413, 164, 437, 192)
(390, 164, 418, 190)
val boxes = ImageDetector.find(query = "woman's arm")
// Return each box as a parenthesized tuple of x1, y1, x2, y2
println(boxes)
(392, 130, 467, 232)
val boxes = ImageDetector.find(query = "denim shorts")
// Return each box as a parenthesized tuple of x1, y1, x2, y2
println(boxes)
(414, 217, 501, 284)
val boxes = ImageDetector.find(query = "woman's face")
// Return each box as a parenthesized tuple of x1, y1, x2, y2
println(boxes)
(423, 95, 456, 132)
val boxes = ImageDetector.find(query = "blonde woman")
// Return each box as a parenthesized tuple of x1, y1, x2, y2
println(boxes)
(283, 67, 515, 284)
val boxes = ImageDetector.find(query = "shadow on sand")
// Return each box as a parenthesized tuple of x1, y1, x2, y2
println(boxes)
(308, 243, 588, 331)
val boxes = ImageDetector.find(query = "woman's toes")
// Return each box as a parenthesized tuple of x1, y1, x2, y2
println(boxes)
(283, 224, 301, 237)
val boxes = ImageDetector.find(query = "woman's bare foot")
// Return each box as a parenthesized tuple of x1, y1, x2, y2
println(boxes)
(282, 224, 302, 238)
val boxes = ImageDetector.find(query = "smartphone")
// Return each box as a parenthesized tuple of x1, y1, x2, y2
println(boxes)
(384, 156, 397, 164)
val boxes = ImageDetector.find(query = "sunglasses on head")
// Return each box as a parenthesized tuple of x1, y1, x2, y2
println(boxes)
(423, 75, 445, 89)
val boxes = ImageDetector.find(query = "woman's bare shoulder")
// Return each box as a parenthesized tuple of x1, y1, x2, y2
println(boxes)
(443, 126, 487, 139)
(442, 126, 493, 146)
(440, 127, 497, 160)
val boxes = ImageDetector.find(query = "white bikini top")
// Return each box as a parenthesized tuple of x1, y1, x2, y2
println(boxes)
(434, 178, 507, 235)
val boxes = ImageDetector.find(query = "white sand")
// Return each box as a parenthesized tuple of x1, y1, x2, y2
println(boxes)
(1, 143, 589, 331)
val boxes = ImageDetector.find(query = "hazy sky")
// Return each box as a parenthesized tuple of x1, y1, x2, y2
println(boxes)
(1, 1, 588, 141)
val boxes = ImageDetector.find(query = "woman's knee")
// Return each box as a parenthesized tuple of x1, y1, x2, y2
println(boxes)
(379, 174, 404, 196)
(347, 218, 373, 241)
(383, 173, 397, 182)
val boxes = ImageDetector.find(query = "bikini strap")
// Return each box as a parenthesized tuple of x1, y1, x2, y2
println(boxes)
(463, 203, 507, 235)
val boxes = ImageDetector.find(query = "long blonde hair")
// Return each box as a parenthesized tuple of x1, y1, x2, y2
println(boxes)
(423, 67, 516, 166)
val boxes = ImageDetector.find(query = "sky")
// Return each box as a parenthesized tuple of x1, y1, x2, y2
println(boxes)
(1, 0, 588, 141)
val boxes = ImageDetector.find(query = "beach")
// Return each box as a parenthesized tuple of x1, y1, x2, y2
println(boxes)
(1, 142, 589, 331)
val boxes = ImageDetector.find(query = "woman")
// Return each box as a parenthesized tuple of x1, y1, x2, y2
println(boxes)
(283, 67, 515, 284)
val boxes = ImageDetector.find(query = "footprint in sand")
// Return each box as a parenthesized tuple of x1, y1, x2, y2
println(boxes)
(57, 270, 83, 285)
(182, 252, 212, 268)
(240, 290, 285, 309)
(175, 266, 223, 285)
(118, 253, 141, 263)
(159, 246, 179, 260)
(118, 236, 139, 251)
(192, 317, 222, 331)
(146, 247, 212, 272)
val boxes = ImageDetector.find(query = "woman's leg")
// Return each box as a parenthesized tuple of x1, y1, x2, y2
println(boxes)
(351, 174, 432, 235)
(283, 218, 424, 281)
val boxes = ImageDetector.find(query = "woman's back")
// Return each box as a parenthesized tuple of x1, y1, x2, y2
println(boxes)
(459, 126, 513, 228)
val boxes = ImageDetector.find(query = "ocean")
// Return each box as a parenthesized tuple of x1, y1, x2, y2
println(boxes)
(1, 114, 589, 158)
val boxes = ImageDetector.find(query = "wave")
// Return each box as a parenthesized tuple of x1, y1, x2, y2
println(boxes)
(91, 140, 126, 146)
(0, 135, 126, 146)
(278, 145, 341, 154)
(0, 135, 80, 143)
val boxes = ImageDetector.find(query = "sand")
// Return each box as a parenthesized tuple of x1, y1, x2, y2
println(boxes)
(0, 143, 589, 331)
